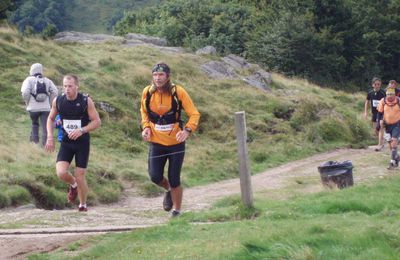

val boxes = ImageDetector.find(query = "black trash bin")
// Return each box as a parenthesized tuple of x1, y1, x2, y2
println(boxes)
(318, 160, 354, 189)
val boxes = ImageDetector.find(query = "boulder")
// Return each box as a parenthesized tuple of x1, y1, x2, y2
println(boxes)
(125, 33, 167, 46)
(222, 54, 251, 70)
(200, 61, 238, 79)
(195, 46, 217, 56)
(242, 70, 272, 91)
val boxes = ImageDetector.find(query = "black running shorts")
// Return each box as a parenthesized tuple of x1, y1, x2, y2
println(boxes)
(57, 138, 90, 168)
(148, 142, 185, 188)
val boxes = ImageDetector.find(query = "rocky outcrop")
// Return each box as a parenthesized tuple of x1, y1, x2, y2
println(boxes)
(195, 46, 217, 56)
(54, 31, 124, 43)
(242, 70, 272, 91)
(124, 33, 167, 46)
(222, 54, 251, 70)
(54, 32, 271, 91)
(201, 53, 271, 91)
(54, 31, 184, 53)
(200, 61, 238, 79)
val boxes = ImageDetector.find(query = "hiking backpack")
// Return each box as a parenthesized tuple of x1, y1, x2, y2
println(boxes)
(145, 84, 183, 129)
(31, 75, 49, 102)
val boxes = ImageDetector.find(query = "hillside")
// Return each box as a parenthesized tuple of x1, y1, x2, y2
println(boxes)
(64, 0, 161, 33)
(0, 25, 373, 210)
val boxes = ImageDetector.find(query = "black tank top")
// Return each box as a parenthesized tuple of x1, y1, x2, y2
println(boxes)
(57, 93, 90, 142)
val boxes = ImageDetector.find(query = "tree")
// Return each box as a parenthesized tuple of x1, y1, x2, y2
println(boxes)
(0, 0, 17, 20)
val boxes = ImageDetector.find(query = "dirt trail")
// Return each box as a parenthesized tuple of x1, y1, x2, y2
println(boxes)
(0, 147, 386, 259)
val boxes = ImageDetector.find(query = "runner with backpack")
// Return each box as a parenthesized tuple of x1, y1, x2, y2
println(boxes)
(21, 63, 58, 146)
(376, 87, 400, 170)
(140, 62, 200, 217)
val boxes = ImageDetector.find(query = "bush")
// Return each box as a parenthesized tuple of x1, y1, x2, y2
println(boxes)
(290, 99, 330, 131)
(6, 186, 31, 206)
(42, 24, 58, 39)
(22, 182, 67, 209)
(95, 181, 123, 203)
(0, 192, 11, 208)
(316, 117, 351, 142)
(346, 116, 371, 144)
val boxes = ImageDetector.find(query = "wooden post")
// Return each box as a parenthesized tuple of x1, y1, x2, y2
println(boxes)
(235, 111, 253, 207)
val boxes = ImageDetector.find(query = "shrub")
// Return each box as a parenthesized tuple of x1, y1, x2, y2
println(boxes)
(6, 186, 31, 206)
(42, 24, 58, 39)
(95, 181, 123, 203)
(346, 116, 371, 144)
(316, 117, 351, 142)
(290, 99, 330, 130)
(0, 191, 11, 208)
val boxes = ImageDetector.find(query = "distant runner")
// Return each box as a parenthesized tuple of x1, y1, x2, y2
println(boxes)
(45, 74, 101, 211)
(376, 88, 400, 170)
(21, 63, 58, 146)
(365, 77, 385, 151)
(140, 62, 200, 217)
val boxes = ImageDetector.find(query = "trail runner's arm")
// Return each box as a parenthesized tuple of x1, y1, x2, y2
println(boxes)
(45, 98, 58, 152)
(364, 99, 369, 119)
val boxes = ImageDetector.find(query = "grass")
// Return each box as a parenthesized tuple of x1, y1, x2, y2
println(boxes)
(32, 175, 400, 259)
(0, 25, 376, 209)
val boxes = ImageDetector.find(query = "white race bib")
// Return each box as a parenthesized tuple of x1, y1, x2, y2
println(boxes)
(63, 119, 82, 134)
(154, 124, 174, 132)
(372, 100, 380, 107)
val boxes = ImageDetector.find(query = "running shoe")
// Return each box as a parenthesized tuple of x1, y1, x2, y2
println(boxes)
(78, 206, 88, 212)
(375, 144, 384, 152)
(171, 209, 181, 217)
(67, 186, 78, 203)
(387, 161, 398, 170)
(163, 191, 173, 212)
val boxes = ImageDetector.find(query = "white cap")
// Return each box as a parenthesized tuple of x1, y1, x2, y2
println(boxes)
(30, 63, 43, 76)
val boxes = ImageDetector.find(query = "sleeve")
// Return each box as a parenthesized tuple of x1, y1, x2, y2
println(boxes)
(366, 92, 371, 100)
(47, 79, 58, 104)
(377, 98, 385, 113)
(140, 86, 151, 129)
(21, 78, 32, 104)
(177, 86, 200, 132)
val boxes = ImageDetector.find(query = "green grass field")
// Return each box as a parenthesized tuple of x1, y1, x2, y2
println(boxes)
(31, 174, 400, 259)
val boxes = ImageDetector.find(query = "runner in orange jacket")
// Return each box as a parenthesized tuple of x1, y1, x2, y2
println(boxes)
(140, 62, 200, 217)
(376, 87, 400, 169)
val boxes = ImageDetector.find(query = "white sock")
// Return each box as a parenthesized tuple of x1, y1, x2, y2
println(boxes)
(79, 203, 86, 208)
(71, 182, 77, 188)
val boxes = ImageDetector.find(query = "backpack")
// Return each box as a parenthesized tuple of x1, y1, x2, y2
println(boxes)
(31, 75, 49, 102)
(145, 84, 183, 129)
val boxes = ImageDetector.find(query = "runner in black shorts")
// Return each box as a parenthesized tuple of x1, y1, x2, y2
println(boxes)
(376, 87, 400, 170)
(364, 77, 385, 151)
(45, 74, 101, 212)
(140, 63, 200, 217)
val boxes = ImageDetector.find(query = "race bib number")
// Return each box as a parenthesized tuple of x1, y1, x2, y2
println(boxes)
(154, 124, 174, 132)
(63, 119, 82, 134)
(372, 100, 380, 107)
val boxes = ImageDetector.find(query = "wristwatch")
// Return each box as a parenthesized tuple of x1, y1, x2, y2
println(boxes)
(184, 127, 192, 133)
(80, 128, 86, 134)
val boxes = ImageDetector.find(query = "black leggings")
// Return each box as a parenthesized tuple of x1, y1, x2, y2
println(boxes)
(148, 142, 185, 188)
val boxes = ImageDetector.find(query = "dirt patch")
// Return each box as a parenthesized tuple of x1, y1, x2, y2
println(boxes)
(0, 234, 90, 260)
(0, 147, 391, 258)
